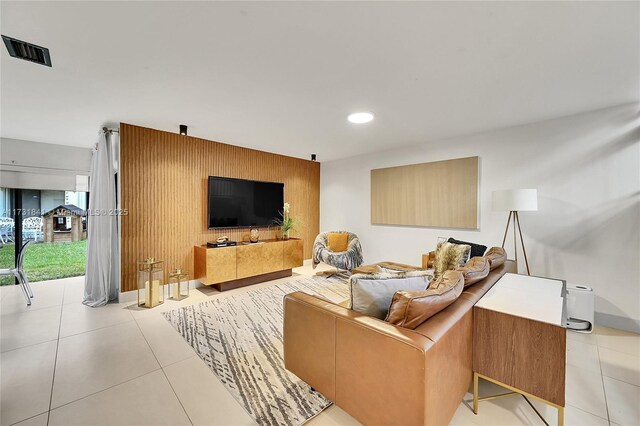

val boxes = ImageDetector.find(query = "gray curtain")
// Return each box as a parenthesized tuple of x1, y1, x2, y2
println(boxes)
(83, 132, 119, 307)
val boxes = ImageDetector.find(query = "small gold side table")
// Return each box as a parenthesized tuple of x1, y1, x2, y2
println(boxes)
(167, 269, 189, 301)
(137, 258, 164, 308)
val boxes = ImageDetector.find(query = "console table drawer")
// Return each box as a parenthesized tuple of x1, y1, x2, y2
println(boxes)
(237, 241, 284, 279)
(206, 246, 237, 284)
(283, 239, 304, 269)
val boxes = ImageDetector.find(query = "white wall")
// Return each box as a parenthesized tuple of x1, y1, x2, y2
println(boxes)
(41, 190, 66, 212)
(321, 103, 640, 331)
(0, 138, 92, 191)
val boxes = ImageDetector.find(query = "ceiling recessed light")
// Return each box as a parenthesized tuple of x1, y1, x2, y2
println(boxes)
(347, 112, 374, 124)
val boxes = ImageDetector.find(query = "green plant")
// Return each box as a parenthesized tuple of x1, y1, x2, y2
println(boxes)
(280, 216, 295, 233)
(275, 202, 298, 237)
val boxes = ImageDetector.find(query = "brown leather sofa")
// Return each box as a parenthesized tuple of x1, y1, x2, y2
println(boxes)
(283, 260, 516, 426)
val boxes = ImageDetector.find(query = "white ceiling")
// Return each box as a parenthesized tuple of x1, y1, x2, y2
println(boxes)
(1, 1, 638, 161)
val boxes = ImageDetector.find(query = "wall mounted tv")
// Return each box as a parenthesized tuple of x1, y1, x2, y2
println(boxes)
(208, 176, 284, 229)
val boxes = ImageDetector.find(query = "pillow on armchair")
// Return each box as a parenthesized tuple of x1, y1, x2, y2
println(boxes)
(433, 241, 471, 279)
(349, 270, 433, 319)
(385, 270, 465, 329)
(327, 232, 349, 252)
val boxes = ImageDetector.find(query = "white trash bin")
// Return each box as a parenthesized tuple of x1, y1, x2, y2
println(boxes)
(565, 284, 594, 333)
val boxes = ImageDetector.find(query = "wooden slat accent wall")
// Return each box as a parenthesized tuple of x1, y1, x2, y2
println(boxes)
(119, 123, 320, 292)
(371, 156, 479, 229)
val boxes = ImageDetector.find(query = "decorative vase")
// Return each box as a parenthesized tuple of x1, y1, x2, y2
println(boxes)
(250, 227, 259, 243)
(283, 229, 290, 240)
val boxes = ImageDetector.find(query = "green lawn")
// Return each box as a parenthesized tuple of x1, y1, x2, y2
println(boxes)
(0, 240, 87, 285)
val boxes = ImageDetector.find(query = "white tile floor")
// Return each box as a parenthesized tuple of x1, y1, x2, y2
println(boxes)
(1, 268, 638, 426)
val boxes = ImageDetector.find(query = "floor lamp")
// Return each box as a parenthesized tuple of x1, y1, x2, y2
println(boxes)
(492, 189, 538, 275)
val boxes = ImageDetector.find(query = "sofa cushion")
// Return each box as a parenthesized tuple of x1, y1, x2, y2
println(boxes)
(457, 256, 490, 287)
(447, 238, 487, 258)
(385, 270, 465, 329)
(458, 260, 515, 304)
(434, 242, 471, 279)
(327, 232, 349, 252)
(459, 282, 492, 304)
(412, 297, 474, 342)
(349, 271, 432, 319)
(485, 247, 507, 270)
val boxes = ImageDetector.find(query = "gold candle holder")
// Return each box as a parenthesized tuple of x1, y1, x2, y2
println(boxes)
(137, 258, 164, 308)
(167, 268, 189, 301)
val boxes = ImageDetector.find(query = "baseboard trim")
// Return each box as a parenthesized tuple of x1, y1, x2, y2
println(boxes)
(595, 311, 640, 334)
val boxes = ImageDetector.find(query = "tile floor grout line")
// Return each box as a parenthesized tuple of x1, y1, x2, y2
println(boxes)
(599, 372, 640, 389)
(0, 302, 64, 317)
(8, 410, 49, 426)
(46, 366, 164, 413)
(29, 288, 222, 421)
(159, 360, 195, 425)
(595, 342, 612, 424)
(0, 336, 59, 354)
(594, 326, 640, 353)
(566, 334, 598, 346)
(45, 293, 65, 426)
(56, 316, 135, 341)
(151, 351, 198, 369)
(606, 371, 640, 385)
(564, 403, 610, 422)
(133, 315, 195, 425)
(596, 342, 640, 359)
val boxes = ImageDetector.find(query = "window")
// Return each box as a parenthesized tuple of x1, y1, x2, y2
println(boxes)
(0, 187, 89, 286)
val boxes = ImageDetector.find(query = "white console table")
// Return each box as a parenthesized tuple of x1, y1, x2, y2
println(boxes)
(473, 273, 567, 425)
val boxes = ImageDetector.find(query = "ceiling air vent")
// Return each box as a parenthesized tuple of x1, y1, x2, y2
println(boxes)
(2, 35, 52, 67)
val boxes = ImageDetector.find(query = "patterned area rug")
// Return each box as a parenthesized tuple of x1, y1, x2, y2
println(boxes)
(163, 276, 349, 426)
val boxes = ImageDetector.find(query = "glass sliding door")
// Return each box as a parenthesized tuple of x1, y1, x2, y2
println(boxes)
(0, 187, 16, 285)
(0, 186, 89, 286)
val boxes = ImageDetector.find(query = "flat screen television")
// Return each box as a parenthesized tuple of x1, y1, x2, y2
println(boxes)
(207, 176, 284, 229)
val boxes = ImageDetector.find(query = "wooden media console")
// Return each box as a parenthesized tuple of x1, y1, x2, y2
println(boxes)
(194, 238, 304, 291)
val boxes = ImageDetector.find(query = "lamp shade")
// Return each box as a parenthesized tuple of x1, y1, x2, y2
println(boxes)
(492, 189, 538, 211)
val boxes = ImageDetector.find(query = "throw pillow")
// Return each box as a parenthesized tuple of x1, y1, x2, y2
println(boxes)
(484, 247, 507, 270)
(456, 256, 490, 287)
(327, 232, 349, 252)
(434, 241, 471, 279)
(448, 237, 487, 258)
(385, 270, 465, 329)
(378, 266, 402, 275)
(349, 270, 433, 319)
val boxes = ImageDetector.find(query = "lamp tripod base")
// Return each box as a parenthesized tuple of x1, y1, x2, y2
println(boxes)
(501, 211, 531, 275)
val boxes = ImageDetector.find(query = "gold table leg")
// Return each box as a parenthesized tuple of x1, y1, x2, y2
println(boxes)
(473, 372, 479, 414)
(473, 372, 564, 426)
